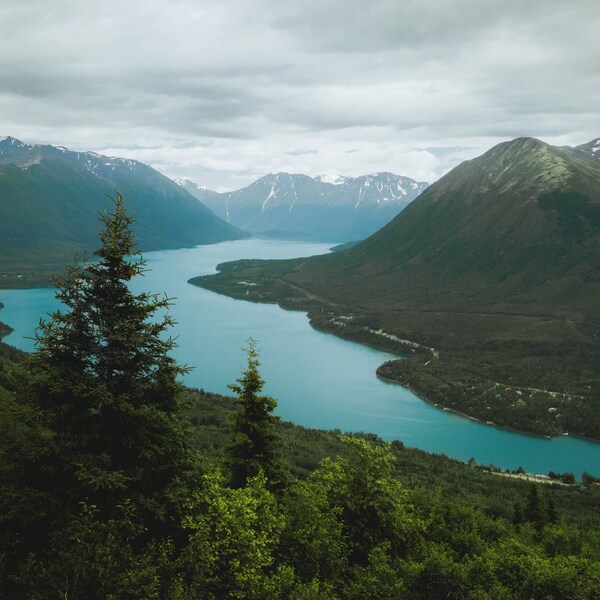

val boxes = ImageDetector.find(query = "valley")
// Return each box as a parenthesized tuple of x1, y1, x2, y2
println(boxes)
(4, 3, 600, 596)
(4, 134, 598, 442)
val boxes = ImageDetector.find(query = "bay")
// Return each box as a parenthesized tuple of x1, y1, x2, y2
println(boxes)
(1, 239, 599, 477)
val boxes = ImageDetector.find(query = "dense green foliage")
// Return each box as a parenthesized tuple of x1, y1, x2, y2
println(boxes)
(192, 138, 600, 439)
(183, 388, 600, 531)
(1, 195, 599, 598)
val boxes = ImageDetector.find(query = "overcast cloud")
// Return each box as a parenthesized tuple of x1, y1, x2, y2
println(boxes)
(1, 0, 598, 190)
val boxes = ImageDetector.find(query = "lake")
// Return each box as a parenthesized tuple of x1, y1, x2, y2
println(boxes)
(1, 238, 599, 477)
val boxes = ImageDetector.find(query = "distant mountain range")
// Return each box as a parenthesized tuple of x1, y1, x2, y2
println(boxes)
(179, 172, 429, 242)
(0, 137, 246, 280)
(193, 136, 600, 438)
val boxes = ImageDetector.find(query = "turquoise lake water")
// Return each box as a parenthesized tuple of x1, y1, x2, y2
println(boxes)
(1, 239, 599, 477)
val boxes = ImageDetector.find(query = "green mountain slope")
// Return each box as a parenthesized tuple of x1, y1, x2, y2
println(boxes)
(279, 138, 600, 309)
(0, 137, 246, 286)
(193, 137, 600, 438)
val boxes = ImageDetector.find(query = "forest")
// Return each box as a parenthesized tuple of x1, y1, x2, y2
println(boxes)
(1, 196, 599, 599)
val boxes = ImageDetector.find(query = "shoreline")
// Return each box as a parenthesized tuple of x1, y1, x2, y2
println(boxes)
(307, 311, 597, 443)
(376, 373, 484, 424)
(194, 274, 600, 446)
(375, 372, 587, 442)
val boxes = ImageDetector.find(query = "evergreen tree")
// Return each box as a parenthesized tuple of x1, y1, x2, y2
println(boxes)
(227, 339, 285, 491)
(512, 501, 524, 527)
(28, 192, 189, 508)
(524, 484, 547, 532)
(546, 496, 558, 525)
(1, 194, 191, 596)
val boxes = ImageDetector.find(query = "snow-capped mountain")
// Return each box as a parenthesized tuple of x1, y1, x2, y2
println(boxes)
(314, 174, 350, 185)
(0, 136, 142, 176)
(576, 137, 600, 159)
(174, 177, 217, 200)
(191, 171, 429, 242)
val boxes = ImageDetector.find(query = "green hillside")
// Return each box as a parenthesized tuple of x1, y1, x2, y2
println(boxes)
(2, 341, 600, 598)
(192, 138, 600, 438)
(0, 137, 247, 288)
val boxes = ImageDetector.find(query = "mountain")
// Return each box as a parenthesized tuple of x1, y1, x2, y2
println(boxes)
(174, 177, 218, 200)
(0, 137, 246, 282)
(193, 137, 600, 438)
(191, 172, 428, 242)
(301, 137, 600, 309)
(314, 174, 350, 185)
(576, 137, 600, 159)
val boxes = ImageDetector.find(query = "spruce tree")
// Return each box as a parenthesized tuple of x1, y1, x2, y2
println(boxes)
(524, 484, 547, 532)
(27, 192, 189, 518)
(227, 339, 285, 490)
(0, 193, 193, 596)
(546, 496, 558, 525)
(512, 501, 524, 526)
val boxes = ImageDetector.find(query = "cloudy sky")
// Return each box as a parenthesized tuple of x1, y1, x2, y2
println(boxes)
(1, 0, 598, 191)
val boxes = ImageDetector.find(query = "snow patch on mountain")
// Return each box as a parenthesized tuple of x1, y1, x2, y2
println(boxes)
(262, 184, 277, 210)
(575, 137, 600, 159)
(175, 177, 210, 191)
(316, 174, 349, 185)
